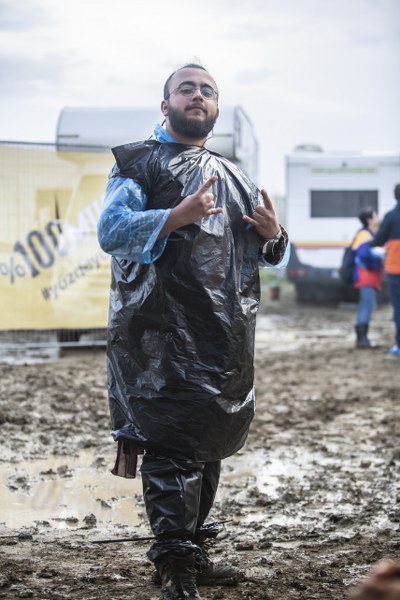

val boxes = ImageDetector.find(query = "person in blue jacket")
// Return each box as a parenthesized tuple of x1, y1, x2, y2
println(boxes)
(98, 63, 289, 600)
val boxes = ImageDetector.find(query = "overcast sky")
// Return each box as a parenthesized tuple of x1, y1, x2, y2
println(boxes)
(0, 0, 399, 195)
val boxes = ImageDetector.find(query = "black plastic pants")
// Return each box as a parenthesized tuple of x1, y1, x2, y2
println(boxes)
(140, 452, 221, 541)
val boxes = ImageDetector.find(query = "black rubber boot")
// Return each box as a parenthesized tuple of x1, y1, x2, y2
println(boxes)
(158, 560, 184, 600)
(355, 324, 372, 348)
(157, 553, 202, 600)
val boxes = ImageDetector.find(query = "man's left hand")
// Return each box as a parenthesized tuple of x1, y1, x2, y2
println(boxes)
(242, 188, 280, 241)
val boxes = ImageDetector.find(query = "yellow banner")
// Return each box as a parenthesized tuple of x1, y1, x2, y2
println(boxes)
(0, 144, 114, 330)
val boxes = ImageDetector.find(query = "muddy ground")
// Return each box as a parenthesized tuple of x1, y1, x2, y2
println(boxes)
(0, 292, 399, 600)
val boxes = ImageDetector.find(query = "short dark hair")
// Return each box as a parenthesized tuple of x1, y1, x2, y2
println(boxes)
(163, 63, 210, 100)
(394, 183, 400, 202)
(358, 207, 375, 227)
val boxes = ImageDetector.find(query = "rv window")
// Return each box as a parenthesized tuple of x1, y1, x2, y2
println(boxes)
(310, 190, 378, 218)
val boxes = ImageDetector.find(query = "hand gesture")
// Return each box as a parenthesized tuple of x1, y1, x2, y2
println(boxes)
(178, 176, 223, 222)
(160, 176, 223, 237)
(242, 189, 280, 241)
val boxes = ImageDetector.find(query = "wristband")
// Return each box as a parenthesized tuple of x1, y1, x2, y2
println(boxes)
(261, 229, 282, 254)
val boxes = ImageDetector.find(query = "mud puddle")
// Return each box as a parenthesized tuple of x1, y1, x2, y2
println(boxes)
(1, 445, 338, 532)
(0, 450, 142, 529)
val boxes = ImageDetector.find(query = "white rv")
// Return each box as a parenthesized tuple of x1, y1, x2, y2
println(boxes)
(285, 145, 400, 304)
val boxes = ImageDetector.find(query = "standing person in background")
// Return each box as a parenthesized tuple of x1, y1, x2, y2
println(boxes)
(97, 63, 290, 600)
(370, 183, 400, 356)
(352, 208, 384, 348)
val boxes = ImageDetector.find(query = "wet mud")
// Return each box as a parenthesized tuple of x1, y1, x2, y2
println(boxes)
(0, 297, 399, 599)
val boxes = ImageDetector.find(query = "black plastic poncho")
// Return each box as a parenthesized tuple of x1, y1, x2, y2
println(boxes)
(106, 140, 263, 462)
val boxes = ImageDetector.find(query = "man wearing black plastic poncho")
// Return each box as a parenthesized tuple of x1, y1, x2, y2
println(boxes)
(98, 63, 290, 600)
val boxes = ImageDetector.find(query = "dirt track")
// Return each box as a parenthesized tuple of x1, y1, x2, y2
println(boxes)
(0, 294, 399, 599)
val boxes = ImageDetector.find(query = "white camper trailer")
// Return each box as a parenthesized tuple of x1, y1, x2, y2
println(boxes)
(1, 106, 258, 343)
(285, 145, 399, 304)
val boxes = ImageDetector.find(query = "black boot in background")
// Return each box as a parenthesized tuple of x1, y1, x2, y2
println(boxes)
(355, 324, 372, 348)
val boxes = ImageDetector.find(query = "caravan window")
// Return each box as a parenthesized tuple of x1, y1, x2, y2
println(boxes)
(310, 190, 378, 217)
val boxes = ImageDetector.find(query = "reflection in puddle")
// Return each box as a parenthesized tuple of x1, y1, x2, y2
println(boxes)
(0, 447, 310, 530)
(220, 447, 322, 526)
(0, 445, 345, 531)
(255, 315, 346, 352)
(0, 450, 143, 529)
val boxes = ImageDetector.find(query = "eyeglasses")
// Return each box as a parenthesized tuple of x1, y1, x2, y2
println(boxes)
(166, 82, 218, 100)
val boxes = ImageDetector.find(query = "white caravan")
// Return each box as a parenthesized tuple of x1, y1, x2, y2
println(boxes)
(285, 145, 400, 304)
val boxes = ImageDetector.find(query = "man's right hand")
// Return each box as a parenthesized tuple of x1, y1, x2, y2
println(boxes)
(158, 176, 222, 238)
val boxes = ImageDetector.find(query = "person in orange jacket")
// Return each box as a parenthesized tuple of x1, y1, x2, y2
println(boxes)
(370, 183, 400, 356)
(352, 208, 384, 348)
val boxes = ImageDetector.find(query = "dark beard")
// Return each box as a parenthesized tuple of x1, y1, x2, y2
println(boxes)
(167, 105, 218, 140)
